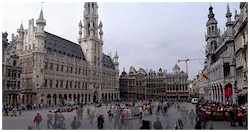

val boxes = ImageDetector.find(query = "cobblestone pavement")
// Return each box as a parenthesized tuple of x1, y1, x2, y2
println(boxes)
(2, 102, 247, 130)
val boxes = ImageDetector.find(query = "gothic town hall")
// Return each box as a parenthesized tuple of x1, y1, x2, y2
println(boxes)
(2, 2, 120, 106)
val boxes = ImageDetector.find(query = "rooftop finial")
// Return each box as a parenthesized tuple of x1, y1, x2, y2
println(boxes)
(20, 23, 24, 30)
(208, 3, 215, 18)
(79, 20, 82, 27)
(17, 22, 24, 33)
(39, 9, 44, 20)
(115, 49, 118, 57)
(226, 3, 232, 18)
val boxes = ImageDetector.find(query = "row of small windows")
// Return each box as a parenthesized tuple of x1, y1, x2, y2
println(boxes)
(44, 79, 88, 89)
(166, 86, 188, 91)
(5, 80, 20, 89)
(44, 62, 88, 75)
(6, 69, 21, 78)
(24, 44, 36, 51)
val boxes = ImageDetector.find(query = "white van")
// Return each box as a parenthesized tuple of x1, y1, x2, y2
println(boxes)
(191, 98, 198, 104)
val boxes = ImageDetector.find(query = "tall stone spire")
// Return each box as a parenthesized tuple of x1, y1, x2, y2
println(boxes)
(226, 3, 232, 17)
(224, 3, 234, 38)
(206, 4, 219, 38)
(207, 5, 218, 26)
(208, 5, 215, 19)
(234, 9, 240, 20)
(36, 9, 46, 32)
(18, 23, 24, 33)
(205, 4, 220, 65)
(17, 23, 25, 54)
(225, 3, 233, 27)
(80, 2, 103, 66)
(114, 50, 119, 59)
(39, 9, 44, 20)
(82, 2, 99, 39)
(99, 21, 103, 40)
(113, 50, 119, 70)
(78, 20, 82, 43)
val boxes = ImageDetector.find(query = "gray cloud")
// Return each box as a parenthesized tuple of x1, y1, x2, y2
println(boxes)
(2, 2, 239, 79)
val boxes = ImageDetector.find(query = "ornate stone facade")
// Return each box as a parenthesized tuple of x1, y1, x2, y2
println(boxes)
(234, 2, 248, 105)
(203, 3, 248, 104)
(119, 64, 189, 102)
(11, 2, 119, 106)
(2, 32, 22, 106)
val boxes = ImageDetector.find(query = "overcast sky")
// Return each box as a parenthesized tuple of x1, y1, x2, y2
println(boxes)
(2, 2, 239, 79)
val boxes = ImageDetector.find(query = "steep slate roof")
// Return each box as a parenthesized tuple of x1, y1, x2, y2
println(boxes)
(102, 53, 115, 69)
(44, 31, 85, 60)
(44, 31, 115, 69)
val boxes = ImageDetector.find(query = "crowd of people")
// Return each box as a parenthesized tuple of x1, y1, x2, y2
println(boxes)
(4, 99, 247, 130)
(195, 101, 248, 129)
(3, 105, 23, 117)
(3, 103, 59, 117)
(26, 100, 176, 130)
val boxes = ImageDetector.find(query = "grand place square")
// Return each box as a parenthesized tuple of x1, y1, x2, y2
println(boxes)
(1, 1, 248, 130)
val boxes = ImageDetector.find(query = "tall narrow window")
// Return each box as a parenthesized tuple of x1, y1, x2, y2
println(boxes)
(61, 65, 64, 72)
(60, 80, 63, 88)
(49, 80, 53, 88)
(45, 62, 48, 69)
(56, 64, 59, 71)
(44, 79, 47, 88)
(66, 81, 68, 89)
(50, 63, 53, 70)
(56, 80, 59, 88)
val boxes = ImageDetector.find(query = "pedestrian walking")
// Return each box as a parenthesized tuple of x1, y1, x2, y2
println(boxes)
(47, 112, 53, 129)
(97, 114, 104, 129)
(87, 107, 90, 116)
(12, 107, 17, 117)
(107, 109, 113, 121)
(194, 120, 202, 129)
(71, 116, 81, 129)
(89, 111, 95, 125)
(53, 112, 59, 129)
(229, 109, 236, 127)
(189, 109, 196, 125)
(79, 106, 83, 120)
(174, 122, 179, 129)
(75, 107, 79, 119)
(209, 122, 214, 129)
(17, 106, 22, 116)
(4, 106, 8, 116)
(113, 109, 121, 129)
(237, 110, 244, 127)
(120, 109, 126, 129)
(58, 112, 66, 129)
(140, 120, 151, 129)
(178, 119, 184, 129)
(33, 113, 43, 129)
(153, 117, 163, 129)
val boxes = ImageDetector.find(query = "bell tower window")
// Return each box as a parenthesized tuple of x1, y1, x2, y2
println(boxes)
(212, 26, 214, 31)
